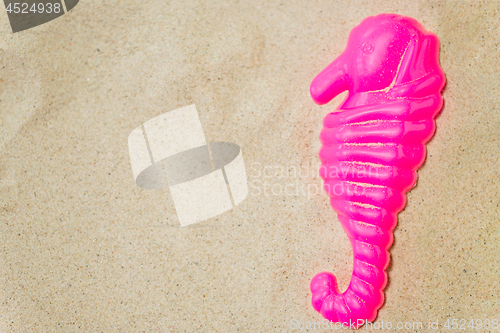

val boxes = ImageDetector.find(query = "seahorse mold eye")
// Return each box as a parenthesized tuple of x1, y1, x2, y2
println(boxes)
(362, 43, 374, 54)
(309, 13, 445, 328)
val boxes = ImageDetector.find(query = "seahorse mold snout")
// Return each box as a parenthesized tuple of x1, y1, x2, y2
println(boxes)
(309, 13, 445, 328)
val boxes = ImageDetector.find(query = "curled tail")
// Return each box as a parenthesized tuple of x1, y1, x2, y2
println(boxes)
(310, 200, 398, 328)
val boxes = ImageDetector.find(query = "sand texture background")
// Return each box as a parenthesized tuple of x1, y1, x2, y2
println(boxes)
(1, 0, 499, 331)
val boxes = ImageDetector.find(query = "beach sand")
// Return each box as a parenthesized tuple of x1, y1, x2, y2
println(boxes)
(1, 0, 499, 331)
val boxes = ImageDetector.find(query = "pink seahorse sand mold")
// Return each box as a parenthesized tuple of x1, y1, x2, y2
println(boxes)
(309, 14, 446, 328)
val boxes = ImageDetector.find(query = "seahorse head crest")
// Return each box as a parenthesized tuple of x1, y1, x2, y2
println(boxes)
(310, 14, 443, 104)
